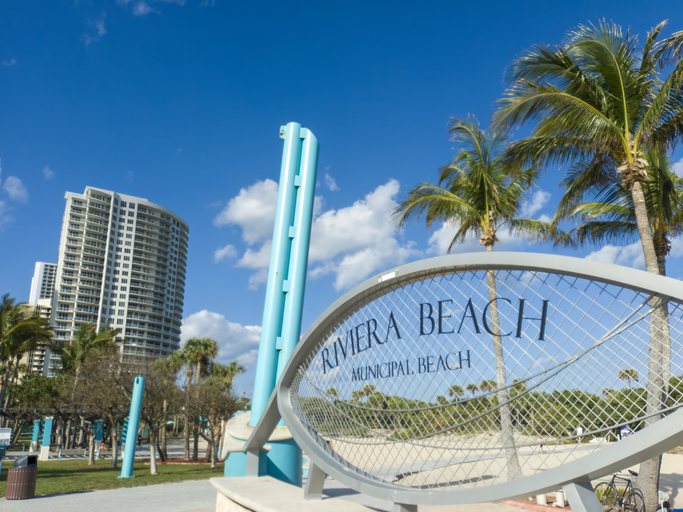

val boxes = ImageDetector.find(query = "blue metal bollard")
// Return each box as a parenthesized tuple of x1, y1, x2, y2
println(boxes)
(120, 375, 145, 478)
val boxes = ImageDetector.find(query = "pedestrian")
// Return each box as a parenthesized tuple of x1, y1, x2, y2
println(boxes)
(537, 435, 544, 454)
(138, 434, 143, 448)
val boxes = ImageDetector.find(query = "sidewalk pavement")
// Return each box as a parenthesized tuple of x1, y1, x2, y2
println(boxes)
(0, 479, 215, 512)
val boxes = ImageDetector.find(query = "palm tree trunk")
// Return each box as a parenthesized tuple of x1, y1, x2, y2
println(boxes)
(78, 417, 85, 446)
(192, 422, 199, 461)
(486, 245, 522, 481)
(3, 357, 21, 411)
(160, 399, 168, 459)
(149, 431, 158, 475)
(110, 418, 119, 469)
(632, 181, 669, 512)
(88, 431, 96, 465)
(184, 366, 193, 460)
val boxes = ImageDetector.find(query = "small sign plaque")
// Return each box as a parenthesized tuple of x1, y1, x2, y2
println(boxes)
(0, 428, 12, 446)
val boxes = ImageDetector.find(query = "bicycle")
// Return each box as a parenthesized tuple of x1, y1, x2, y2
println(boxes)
(594, 470, 645, 512)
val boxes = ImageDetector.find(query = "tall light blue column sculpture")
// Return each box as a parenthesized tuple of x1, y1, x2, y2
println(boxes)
(250, 123, 305, 425)
(224, 123, 318, 485)
(120, 375, 145, 478)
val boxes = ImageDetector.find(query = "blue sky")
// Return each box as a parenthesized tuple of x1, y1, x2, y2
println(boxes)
(1, 0, 682, 394)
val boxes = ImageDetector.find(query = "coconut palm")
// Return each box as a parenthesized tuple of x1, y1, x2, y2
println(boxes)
(619, 368, 640, 389)
(447, 385, 464, 400)
(181, 337, 219, 460)
(361, 384, 376, 401)
(554, 148, 683, 276)
(394, 117, 553, 480)
(53, 323, 120, 377)
(493, 22, 683, 508)
(0, 294, 52, 425)
(466, 383, 479, 397)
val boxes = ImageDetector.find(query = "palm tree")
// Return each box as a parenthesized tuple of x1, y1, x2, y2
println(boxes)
(361, 384, 376, 401)
(394, 117, 553, 481)
(554, 148, 683, 277)
(618, 368, 640, 389)
(0, 294, 52, 425)
(447, 385, 464, 400)
(466, 383, 479, 397)
(493, 22, 683, 507)
(480, 379, 497, 394)
(53, 323, 120, 377)
(182, 337, 218, 461)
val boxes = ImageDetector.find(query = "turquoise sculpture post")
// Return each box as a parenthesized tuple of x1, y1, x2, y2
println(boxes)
(225, 123, 319, 484)
(39, 417, 53, 461)
(30, 420, 41, 452)
(120, 375, 145, 478)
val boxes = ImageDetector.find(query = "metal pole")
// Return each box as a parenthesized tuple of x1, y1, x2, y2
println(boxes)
(120, 375, 145, 478)
(250, 122, 303, 427)
(276, 128, 319, 376)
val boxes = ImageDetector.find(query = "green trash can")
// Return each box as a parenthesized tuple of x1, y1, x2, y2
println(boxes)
(6, 455, 38, 499)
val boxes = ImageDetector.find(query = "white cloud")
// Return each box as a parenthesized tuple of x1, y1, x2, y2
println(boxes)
(213, 244, 237, 263)
(180, 310, 261, 367)
(1, 59, 17, 67)
(585, 242, 644, 269)
(84, 13, 106, 46)
(673, 158, 683, 178)
(133, 2, 153, 15)
(3, 177, 28, 202)
(213, 179, 278, 244)
(324, 172, 339, 191)
(0, 201, 11, 230)
(215, 178, 418, 291)
(520, 189, 551, 218)
(427, 221, 526, 255)
(43, 166, 54, 180)
(670, 237, 683, 258)
(236, 242, 271, 289)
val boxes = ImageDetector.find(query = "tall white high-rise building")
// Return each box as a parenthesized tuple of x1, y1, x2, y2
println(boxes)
(46, 186, 189, 375)
(29, 262, 57, 305)
(22, 262, 58, 374)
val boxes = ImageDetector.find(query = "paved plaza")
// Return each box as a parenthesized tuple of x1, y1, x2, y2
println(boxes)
(1, 453, 682, 512)
(0, 479, 215, 512)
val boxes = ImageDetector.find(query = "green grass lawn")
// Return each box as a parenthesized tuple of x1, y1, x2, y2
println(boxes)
(0, 458, 223, 498)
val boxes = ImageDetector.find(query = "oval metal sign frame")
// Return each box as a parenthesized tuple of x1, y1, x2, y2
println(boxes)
(276, 252, 683, 505)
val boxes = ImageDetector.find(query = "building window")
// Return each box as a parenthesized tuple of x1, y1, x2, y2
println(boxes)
(124, 248, 131, 254)
(127, 219, 134, 224)
(129, 203, 135, 208)
(117, 319, 124, 325)
(119, 302, 125, 307)
(121, 202, 127, 207)
(118, 309, 124, 315)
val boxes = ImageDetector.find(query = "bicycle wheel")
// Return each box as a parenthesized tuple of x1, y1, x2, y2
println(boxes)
(623, 489, 645, 512)
(595, 482, 618, 510)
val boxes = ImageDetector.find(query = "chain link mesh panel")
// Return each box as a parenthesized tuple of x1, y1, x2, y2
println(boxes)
(288, 268, 683, 492)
